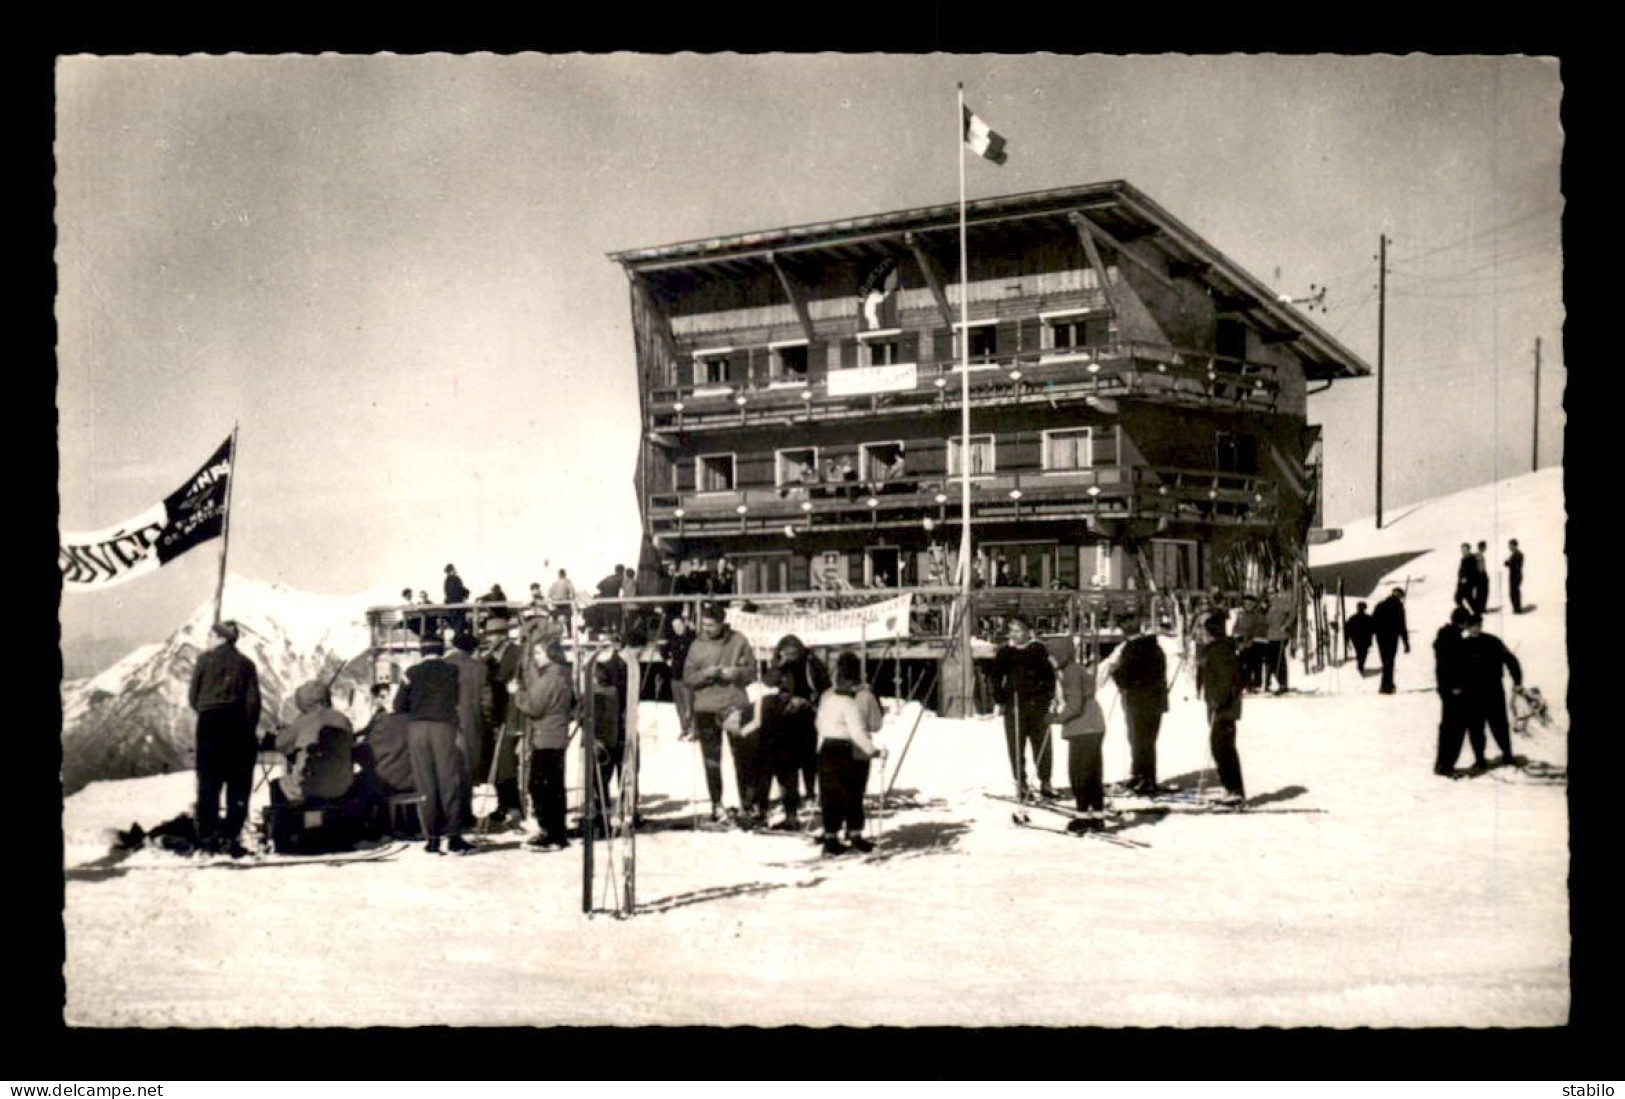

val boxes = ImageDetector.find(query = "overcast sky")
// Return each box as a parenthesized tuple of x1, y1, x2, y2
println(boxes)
(56, 53, 1564, 644)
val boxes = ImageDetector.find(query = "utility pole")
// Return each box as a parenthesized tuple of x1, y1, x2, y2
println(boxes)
(1532, 336, 1542, 473)
(1375, 234, 1387, 530)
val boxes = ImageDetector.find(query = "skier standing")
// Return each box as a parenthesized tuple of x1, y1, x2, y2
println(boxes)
(395, 636, 473, 855)
(1371, 588, 1411, 695)
(1460, 614, 1524, 770)
(1194, 612, 1246, 805)
(1505, 540, 1525, 615)
(1045, 636, 1108, 832)
(1344, 601, 1375, 674)
(682, 602, 757, 823)
(991, 616, 1057, 799)
(514, 639, 577, 850)
(187, 620, 262, 858)
(1231, 594, 1268, 691)
(1432, 608, 1474, 776)
(1262, 585, 1296, 693)
(814, 651, 883, 857)
(769, 634, 829, 821)
(1110, 616, 1169, 795)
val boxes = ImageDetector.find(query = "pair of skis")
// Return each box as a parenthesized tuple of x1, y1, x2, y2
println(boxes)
(984, 792, 1150, 848)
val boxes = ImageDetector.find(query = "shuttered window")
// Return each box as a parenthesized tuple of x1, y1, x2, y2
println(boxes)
(1043, 428, 1093, 470)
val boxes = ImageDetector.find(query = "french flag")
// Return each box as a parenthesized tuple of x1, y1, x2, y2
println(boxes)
(963, 105, 1008, 165)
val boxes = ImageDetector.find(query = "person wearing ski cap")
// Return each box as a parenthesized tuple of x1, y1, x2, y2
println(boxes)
(1195, 612, 1246, 805)
(682, 602, 757, 823)
(1432, 607, 1475, 776)
(991, 616, 1058, 800)
(394, 636, 474, 855)
(1109, 615, 1169, 796)
(272, 679, 355, 805)
(814, 651, 883, 857)
(1371, 587, 1411, 695)
(187, 619, 263, 857)
(1460, 614, 1524, 771)
(1046, 636, 1108, 831)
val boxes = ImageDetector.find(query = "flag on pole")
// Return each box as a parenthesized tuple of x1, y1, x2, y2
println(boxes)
(60, 434, 235, 591)
(963, 104, 1008, 165)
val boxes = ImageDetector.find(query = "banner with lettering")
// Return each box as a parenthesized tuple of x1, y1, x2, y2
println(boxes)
(729, 593, 913, 653)
(60, 435, 234, 590)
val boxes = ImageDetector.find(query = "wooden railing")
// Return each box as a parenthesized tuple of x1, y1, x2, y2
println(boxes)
(647, 341, 1280, 431)
(648, 465, 1277, 537)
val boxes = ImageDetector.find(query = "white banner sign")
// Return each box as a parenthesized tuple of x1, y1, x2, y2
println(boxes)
(730, 593, 913, 652)
(827, 363, 917, 397)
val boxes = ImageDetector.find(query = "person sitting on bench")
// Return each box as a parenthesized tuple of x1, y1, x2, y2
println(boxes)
(271, 679, 355, 805)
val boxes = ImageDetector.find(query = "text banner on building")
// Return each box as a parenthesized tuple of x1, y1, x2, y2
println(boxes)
(729, 593, 912, 653)
(827, 363, 918, 397)
(60, 435, 234, 591)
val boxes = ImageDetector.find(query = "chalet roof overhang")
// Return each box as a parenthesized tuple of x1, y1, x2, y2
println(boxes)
(609, 181, 1371, 381)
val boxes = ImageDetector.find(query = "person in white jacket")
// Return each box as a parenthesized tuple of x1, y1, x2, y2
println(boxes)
(814, 651, 883, 857)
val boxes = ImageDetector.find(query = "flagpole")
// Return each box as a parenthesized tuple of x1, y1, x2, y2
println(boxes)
(212, 422, 239, 627)
(956, 83, 974, 711)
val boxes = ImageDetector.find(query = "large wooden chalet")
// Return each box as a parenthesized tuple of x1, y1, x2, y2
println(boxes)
(612, 181, 1369, 612)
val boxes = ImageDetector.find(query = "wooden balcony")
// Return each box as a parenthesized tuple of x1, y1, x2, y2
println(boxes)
(648, 466, 1278, 540)
(646, 342, 1280, 434)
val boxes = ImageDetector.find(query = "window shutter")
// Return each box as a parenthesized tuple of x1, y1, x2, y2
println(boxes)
(848, 553, 865, 587)
(932, 328, 954, 364)
(996, 319, 1019, 359)
(807, 340, 828, 384)
(1017, 317, 1041, 354)
(900, 330, 920, 364)
(727, 350, 749, 384)
(839, 339, 858, 370)
(1092, 424, 1118, 466)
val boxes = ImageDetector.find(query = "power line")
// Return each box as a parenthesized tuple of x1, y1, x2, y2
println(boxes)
(1388, 277, 1558, 301)
(1387, 245, 1558, 282)
(1389, 202, 1562, 266)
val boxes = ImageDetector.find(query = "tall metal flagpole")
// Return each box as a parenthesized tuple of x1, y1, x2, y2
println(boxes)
(212, 421, 240, 627)
(956, 83, 974, 710)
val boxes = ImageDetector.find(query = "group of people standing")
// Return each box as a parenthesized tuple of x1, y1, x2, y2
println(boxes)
(669, 603, 884, 857)
(1456, 539, 1529, 617)
(990, 611, 1249, 835)
(1432, 608, 1525, 776)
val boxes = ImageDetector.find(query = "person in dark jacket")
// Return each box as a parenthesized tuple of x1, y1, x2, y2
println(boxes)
(1472, 541, 1491, 615)
(1432, 608, 1475, 775)
(1195, 612, 1246, 804)
(991, 616, 1057, 799)
(1109, 616, 1169, 795)
(1371, 588, 1411, 695)
(1344, 601, 1375, 675)
(664, 613, 698, 741)
(272, 679, 354, 805)
(187, 620, 263, 857)
(1505, 539, 1525, 614)
(394, 637, 473, 855)
(479, 618, 525, 828)
(443, 563, 471, 633)
(770, 633, 829, 816)
(1454, 545, 1479, 616)
(582, 647, 629, 838)
(1461, 614, 1524, 769)
(446, 630, 488, 831)
(1046, 636, 1108, 830)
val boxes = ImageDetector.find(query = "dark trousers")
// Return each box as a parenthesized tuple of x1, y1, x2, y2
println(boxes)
(1376, 635, 1400, 692)
(1241, 644, 1264, 689)
(818, 739, 871, 836)
(1066, 733, 1105, 812)
(407, 719, 467, 840)
(1208, 714, 1244, 797)
(1352, 639, 1371, 673)
(1435, 690, 1473, 771)
(589, 740, 625, 830)
(527, 747, 567, 841)
(1467, 686, 1514, 760)
(1263, 640, 1288, 690)
(1508, 572, 1523, 613)
(672, 682, 696, 739)
(1124, 702, 1164, 789)
(195, 707, 256, 846)
(765, 726, 803, 817)
(1001, 698, 1053, 790)
(694, 710, 726, 809)
(1472, 581, 1489, 616)
(728, 730, 768, 817)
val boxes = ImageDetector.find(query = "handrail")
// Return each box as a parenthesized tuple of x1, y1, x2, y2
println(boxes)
(647, 340, 1280, 408)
